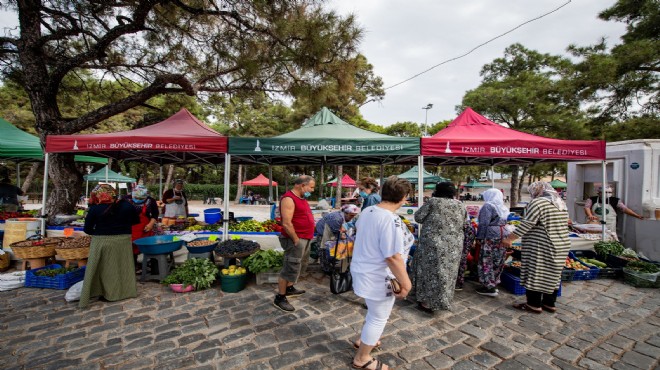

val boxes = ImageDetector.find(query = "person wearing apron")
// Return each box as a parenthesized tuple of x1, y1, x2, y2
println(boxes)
(128, 185, 159, 273)
(162, 179, 189, 226)
(584, 186, 644, 239)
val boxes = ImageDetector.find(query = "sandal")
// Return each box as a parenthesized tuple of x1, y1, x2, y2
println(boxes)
(352, 339, 382, 351)
(351, 357, 387, 369)
(542, 305, 557, 313)
(512, 303, 542, 314)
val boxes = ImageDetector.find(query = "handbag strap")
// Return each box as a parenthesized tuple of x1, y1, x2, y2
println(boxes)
(332, 232, 341, 259)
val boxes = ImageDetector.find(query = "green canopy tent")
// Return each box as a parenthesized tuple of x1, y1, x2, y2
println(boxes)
(463, 180, 491, 188)
(549, 179, 567, 189)
(396, 165, 448, 184)
(83, 166, 136, 198)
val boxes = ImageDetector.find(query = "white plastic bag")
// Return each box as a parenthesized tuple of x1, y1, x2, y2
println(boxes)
(0, 271, 26, 291)
(65, 281, 84, 302)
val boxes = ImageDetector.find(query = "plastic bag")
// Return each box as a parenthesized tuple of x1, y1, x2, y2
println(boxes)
(65, 281, 83, 302)
(0, 271, 26, 291)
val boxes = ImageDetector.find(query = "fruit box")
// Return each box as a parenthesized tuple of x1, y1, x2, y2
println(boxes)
(256, 270, 280, 285)
(500, 272, 562, 296)
(25, 264, 85, 290)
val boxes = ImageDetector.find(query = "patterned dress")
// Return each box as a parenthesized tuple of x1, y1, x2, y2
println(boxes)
(513, 198, 570, 294)
(412, 198, 467, 311)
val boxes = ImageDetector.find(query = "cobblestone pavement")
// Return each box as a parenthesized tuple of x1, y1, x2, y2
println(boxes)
(1, 268, 659, 370)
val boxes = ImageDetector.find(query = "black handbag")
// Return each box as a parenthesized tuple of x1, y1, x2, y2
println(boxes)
(330, 235, 352, 294)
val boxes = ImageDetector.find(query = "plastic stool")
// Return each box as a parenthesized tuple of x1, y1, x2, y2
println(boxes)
(141, 252, 175, 282)
(187, 251, 214, 263)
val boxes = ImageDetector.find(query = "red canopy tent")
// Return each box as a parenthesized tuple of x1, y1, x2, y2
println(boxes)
(46, 108, 227, 164)
(421, 107, 605, 165)
(242, 174, 278, 186)
(326, 174, 357, 188)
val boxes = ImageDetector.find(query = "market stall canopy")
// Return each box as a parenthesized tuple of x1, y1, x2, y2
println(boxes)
(421, 108, 606, 165)
(229, 107, 419, 165)
(83, 167, 136, 183)
(550, 179, 568, 189)
(0, 118, 107, 163)
(463, 180, 491, 188)
(396, 165, 448, 184)
(45, 108, 227, 164)
(325, 174, 357, 187)
(242, 173, 278, 186)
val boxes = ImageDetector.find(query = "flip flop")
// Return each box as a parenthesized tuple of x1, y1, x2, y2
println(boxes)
(542, 305, 557, 313)
(351, 357, 387, 369)
(512, 303, 542, 314)
(352, 339, 382, 351)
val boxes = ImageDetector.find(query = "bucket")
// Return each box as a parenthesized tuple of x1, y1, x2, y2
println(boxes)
(3, 218, 41, 248)
(220, 273, 247, 293)
(204, 208, 222, 224)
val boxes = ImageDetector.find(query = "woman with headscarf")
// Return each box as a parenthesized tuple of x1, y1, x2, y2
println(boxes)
(161, 179, 188, 225)
(80, 184, 140, 308)
(316, 204, 360, 273)
(502, 181, 570, 314)
(411, 182, 467, 313)
(474, 188, 511, 297)
(357, 177, 381, 211)
(127, 185, 159, 273)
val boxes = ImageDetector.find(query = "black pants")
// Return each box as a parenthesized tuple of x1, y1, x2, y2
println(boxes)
(526, 288, 558, 308)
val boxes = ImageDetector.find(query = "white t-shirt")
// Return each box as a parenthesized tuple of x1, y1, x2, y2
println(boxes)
(351, 205, 414, 300)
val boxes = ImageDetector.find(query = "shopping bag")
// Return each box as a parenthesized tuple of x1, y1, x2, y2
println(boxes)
(329, 237, 352, 294)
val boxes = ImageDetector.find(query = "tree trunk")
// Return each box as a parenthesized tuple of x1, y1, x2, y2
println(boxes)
(21, 162, 40, 193)
(319, 164, 324, 199)
(45, 154, 83, 223)
(518, 166, 530, 204)
(510, 165, 520, 207)
(337, 165, 343, 209)
(164, 164, 174, 192)
(356, 165, 360, 182)
(235, 164, 243, 203)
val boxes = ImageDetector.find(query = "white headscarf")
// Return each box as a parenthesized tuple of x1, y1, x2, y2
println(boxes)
(482, 188, 509, 221)
(528, 181, 567, 211)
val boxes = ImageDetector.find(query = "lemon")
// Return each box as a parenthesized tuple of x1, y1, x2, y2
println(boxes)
(221, 269, 229, 275)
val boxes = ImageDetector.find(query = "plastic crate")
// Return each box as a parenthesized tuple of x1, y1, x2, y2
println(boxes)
(256, 271, 280, 285)
(25, 264, 85, 290)
(598, 267, 623, 279)
(622, 268, 660, 288)
(606, 254, 635, 268)
(500, 271, 562, 296)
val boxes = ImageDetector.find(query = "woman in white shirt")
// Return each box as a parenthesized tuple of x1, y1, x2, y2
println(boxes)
(350, 176, 414, 370)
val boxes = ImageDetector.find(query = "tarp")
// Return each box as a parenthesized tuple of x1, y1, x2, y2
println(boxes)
(242, 173, 278, 187)
(83, 167, 136, 183)
(45, 108, 227, 164)
(0, 118, 107, 163)
(550, 179, 567, 189)
(421, 107, 606, 165)
(229, 107, 419, 165)
(325, 174, 357, 187)
(463, 180, 491, 188)
(396, 165, 448, 184)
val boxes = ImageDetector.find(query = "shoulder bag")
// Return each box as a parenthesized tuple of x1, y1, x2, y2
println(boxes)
(330, 234, 352, 294)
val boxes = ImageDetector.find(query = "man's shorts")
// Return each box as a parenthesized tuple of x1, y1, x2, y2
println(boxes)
(279, 238, 311, 283)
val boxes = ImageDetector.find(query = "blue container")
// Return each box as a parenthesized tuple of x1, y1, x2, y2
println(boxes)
(501, 272, 562, 296)
(204, 208, 222, 224)
(185, 237, 218, 254)
(234, 216, 253, 222)
(25, 264, 86, 290)
(134, 235, 183, 254)
(188, 213, 200, 218)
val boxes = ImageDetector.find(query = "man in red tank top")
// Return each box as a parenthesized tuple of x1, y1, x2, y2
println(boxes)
(273, 175, 316, 312)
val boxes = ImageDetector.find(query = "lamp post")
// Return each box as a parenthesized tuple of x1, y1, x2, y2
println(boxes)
(422, 103, 433, 136)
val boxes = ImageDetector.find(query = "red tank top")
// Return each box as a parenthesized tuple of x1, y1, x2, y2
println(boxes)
(280, 190, 315, 239)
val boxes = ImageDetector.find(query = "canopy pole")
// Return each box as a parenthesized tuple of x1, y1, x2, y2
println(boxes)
(319, 164, 324, 199)
(601, 160, 607, 241)
(418, 156, 424, 208)
(223, 154, 231, 241)
(40, 153, 49, 236)
(159, 165, 163, 200)
(268, 165, 273, 203)
(491, 165, 495, 188)
(16, 162, 21, 188)
(86, 180, 89, 198)
(105, 165, 109, 182)
(379, 164, 384, 193)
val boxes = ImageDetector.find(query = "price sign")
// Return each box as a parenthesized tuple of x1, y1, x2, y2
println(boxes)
(63, 228, 74, 237)
(208, 235, 218, 241)
(172, 236, 180, 241)
(231, 235, 241, 240)
(76, 210, 85, 216)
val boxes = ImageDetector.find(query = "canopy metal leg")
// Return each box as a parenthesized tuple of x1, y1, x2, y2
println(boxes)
(223, 154, 231, 241)
(40, 153, 49, 236)
(418, 156, 424, 208)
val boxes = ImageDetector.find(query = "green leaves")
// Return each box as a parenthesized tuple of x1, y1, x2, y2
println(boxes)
(594, 241, 626, 258)
(242, 250, 284, 274)
(162, 258, 219, 291)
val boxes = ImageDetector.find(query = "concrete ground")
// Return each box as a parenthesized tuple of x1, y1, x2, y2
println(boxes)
(1, 266, 659, 370)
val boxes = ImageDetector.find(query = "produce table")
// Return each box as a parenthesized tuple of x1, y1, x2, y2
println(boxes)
(163, 231, 282, 250)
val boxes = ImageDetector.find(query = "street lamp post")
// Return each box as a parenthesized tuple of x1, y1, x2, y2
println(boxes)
(422, 103, 433, 136)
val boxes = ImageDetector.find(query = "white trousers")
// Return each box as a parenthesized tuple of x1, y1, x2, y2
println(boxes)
(360, 296, 396, 346)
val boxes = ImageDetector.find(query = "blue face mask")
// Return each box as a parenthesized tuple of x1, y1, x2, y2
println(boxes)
(133, 198, 146, 204)
(303, 192, 311, 198)
(359, 191, 369, 198)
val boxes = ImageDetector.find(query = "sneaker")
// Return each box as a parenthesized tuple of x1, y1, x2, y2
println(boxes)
(273, 294, 295, 312)
(476, 287, 499, 297)
(286, 285, 306, 297)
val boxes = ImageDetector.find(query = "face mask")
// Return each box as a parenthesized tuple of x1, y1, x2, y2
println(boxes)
(303, 191, 311, 198)
(359, 191, 368, 198)
(133, 198, 146, 204)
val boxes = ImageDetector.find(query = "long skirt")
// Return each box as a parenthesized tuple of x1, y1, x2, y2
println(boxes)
(79, 234, 137, 309)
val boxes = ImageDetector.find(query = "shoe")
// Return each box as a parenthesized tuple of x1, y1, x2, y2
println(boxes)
(455, 286, 463, 291)
(286, 285, 306, 297)
(416, 302, 434, 314)
(476, 287, 499, 297)
(273, 294, 295, 312)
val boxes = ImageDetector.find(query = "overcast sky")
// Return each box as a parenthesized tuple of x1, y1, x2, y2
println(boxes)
(327, 0, 627, 127)
(1, 1, 627, 128)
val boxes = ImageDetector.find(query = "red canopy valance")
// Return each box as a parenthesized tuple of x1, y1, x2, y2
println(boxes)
(326, 174, 357, 187)
(242, 174, 278, 186)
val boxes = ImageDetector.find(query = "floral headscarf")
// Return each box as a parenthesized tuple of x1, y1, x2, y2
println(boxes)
(341, 204, 360, 214)
(482, 188, 509, 220)
(132, 185, 149, 200)
(528, 181, 566, 211)
(90, 184, 116, 205)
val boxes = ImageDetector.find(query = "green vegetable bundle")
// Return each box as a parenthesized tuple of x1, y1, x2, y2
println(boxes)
(162, 258, 219, 290)
(242, 250, 284, 274)
(626, 260, 660, 274)
(594, 241, 625, 258)
(34, 266, 80, 277)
